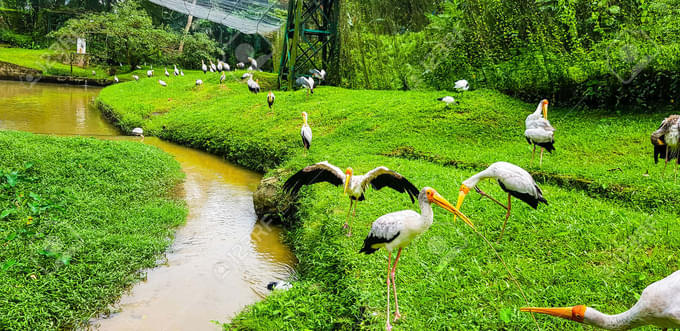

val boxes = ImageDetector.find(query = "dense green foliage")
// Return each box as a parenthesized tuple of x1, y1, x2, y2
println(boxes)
(338, 0, 680, 109)
(98, 72, 680, 329)
(48, 1, 222, 69)
(0, 47, 114, 78)
(0, 131, 186, 329)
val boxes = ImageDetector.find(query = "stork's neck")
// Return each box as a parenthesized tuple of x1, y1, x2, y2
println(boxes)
(584, 306, 643, 330)
(463, 169, 494, 188)
(418, 200, 434, 229)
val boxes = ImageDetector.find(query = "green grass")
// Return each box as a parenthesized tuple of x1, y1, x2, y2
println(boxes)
(0, 47, 117, 79)
(0, 130, 186, 330)
(97, 74, 680, 330)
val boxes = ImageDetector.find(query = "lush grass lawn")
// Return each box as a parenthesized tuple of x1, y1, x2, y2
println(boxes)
(0, 47, 118, 79)
(98, 73, 680, 330)
(0, 131, 186, 330)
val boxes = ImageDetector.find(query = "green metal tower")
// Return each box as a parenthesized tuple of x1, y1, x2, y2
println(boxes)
(278, 0, 340, 89)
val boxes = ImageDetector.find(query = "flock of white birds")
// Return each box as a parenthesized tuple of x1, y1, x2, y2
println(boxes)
(122, 64, 679, 330)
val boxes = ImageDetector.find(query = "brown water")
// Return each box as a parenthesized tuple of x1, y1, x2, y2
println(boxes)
(0, 80, 296, 330)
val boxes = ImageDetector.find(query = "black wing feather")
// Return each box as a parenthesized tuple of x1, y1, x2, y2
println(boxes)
(369, 174, 419, 203)
(283, 167, 343, 195)
(535, 141, 555, 153)
(359, 231, 400, 254)
(498, 180, 547, 209)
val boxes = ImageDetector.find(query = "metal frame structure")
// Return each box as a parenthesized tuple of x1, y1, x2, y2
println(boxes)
(278, 0, 340, 89)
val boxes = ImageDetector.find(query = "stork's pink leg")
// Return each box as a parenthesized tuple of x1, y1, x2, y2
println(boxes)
(344, 200, 353, 232)
(497, 194, 512, 242)
(391, 248, 403, 321)
(386, 252, 392, 331)
(530, 144, 536, 167)
(663, 145, 669, 177)
(539, 147, 544, 167)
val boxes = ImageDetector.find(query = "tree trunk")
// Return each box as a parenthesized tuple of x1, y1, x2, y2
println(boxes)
(178, 0, 197, 53)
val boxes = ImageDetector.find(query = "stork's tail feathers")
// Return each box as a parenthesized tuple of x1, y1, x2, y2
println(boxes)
(437, 97, 444, 101)
(536, 141, 555, 153)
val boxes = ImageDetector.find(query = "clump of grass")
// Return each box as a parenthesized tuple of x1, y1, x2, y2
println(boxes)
(0, 131, 186, 330)
(97, 74, 680, 330)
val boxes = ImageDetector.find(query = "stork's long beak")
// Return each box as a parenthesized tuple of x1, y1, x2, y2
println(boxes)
(542, 103, 548, 120)
(343, 176, 351, 195)
(657, 138, 665, 145)
(453, 185, 470, 223)
(520, 306, 586, 323)
(432, 193, 474, 229)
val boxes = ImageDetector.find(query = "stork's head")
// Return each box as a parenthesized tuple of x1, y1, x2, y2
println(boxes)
(421, 187, 474, 228)
(541, 99, 549, 119)
(453, 183, 472, 223)
(521, 305, 586, 324)
(343, 168, 353, 194)
(301, 111, 308, 122)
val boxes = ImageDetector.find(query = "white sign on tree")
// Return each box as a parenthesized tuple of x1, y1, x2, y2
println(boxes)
(77, 38, 86, 54)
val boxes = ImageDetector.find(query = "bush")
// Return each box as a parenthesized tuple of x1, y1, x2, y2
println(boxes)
(0, 29, 33, 48)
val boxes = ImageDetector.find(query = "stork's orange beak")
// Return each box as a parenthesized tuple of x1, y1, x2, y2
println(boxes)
(432, 192, 474, 229)
(343, 171, 351, 195)
(542, 101, 549, 120)
(657, 139, 665, 145)
(453, 184, 470, 223)
(521, 305, 586, 323)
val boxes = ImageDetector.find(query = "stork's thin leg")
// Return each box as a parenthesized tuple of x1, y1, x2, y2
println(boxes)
(386, 252, 392, 331)
(530, 144, 536, 167)
(391, 248, 403, 321)
(475, 187, 509, 210)
(539, 147, 544, 167)
(497, 194, 512, 242)
(346, 201, 357, 237)
(344, 200, 353, 230)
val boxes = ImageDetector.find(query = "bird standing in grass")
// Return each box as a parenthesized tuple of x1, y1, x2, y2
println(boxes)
(651, 114, 680, 178)
(195, 79, 203, 86)
(210, 60, 217, 72)
(132, 75, 139, 81)
(147, 70, 153, 78)
(283, 161, 419, 236)
(360, 187, 474, 331)
(180, 70, 184, 76)
(217, 61, 223, 72)
(173, 65, 179, 76)
(164, 67, 170, 77)
(248, 57, 258, 70)
(237, 62, 245, 69)
(521, 269, 680, 330)
(311, 69, 326, 84)
(131, 127, 144, 140)
(455, 161, 546, 241)
(300, 112, 312, 151)
(296, 76, 314, 96)
(158, 79, 167, 87)
(525, 99, 555, 167)
(454, 79, 469, 91)
(267, 91, 275, 109)
(437, 96, 456, 107)
(247, 77, 260, 94)
(202, 60, 207, 74)
(219, 72, 226, 86)
(114, 75, 119, 83)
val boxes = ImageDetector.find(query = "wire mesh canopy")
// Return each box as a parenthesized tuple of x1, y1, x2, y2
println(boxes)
(149, 0, 286, 34)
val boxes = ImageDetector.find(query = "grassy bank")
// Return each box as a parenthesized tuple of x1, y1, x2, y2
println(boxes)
(97, 74, 680, 330)
(0, 131, 186, 330)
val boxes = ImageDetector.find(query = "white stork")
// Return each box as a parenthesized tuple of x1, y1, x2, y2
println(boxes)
(210, 60, 217, 72)
(454, 79, 469, 91)
(135, 65, 142, 70)
(91, 70, 96, 76)
(224, 62, 230, 71)
(360, 187, 474, 331)
(132, 75, 139, 81)
(147, 70, 153, 78)
(283, 162, 419, 236)
(217, 61, 223, 72)
(113, 75, 119, 83)
(525, 99, 555, 167)
(300, 111, 312, 151)
(241, 72, 252, 80)
(437, 96, 456, 107)
(201, 60, 208, 74)
(131, 127, 144, 140)
(164, 67, 170, 77)
(173, 65, 179, 76)
(310, 69, 326, 84)
(267, 91, 275, 109)
(220, 72, 226, 86)
(247, 77, 260, 94)
(195, 79, 203, 86)
(296, 76, 314, 96)
(651, 115, 680, 178)
(248, 57, 258, 70)
(180, 70, 184, 76)
(455, 161, 547, 241)
(237, 62, 245, 69)
(158, 79, 167, 87)
(521, 269, 680, 330)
